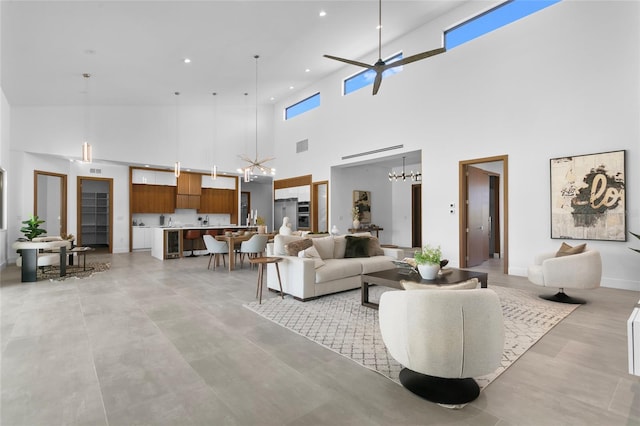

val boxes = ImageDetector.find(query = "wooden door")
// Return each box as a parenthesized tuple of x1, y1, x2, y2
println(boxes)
(466, 165, 490, 267)
(411, 184, 421, 248)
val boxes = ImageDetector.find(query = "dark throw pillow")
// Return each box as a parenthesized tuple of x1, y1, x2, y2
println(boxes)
(284, 238, 313, 256)
(344, 236, 370, 258)
(555, 242, 587, 257)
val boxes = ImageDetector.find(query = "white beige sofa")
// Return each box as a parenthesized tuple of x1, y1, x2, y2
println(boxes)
(266, 233, 404, 301)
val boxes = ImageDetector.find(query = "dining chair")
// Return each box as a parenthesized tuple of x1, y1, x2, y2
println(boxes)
(203, 234, 229, 270)
(239, 234, 269, 268)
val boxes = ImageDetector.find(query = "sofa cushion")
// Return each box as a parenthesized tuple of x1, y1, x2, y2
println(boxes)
(285, 238, 313, 256)
(312, 235, 335, 260)
(345, 236, 370, 258)
(333, 235, 347, 259)
(555, 242, 586, 257)
(298, 245, 325, 268)
(368, 237, 384, 256)
(359, 256, 396, 274)
(273, 235, 306, 256)
(314, 259, 362, 283)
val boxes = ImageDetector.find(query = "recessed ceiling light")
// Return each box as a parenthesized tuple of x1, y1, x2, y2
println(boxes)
(270, 96, 276, 101)
(305, 68, 311, 73)
(289, 86, 295, 90)
(319, 10, 327, 17)
(84, 49, 96, 55)
(144, 164, 150, 168)
(183, 58, 191, 64)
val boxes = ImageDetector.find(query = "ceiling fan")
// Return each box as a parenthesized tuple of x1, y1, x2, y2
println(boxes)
(324, 0, 445, 95)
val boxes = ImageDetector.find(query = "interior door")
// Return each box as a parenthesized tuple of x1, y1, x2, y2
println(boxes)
(411, 184, 422, 248)
(78, 177, 113, 252)
(466, 166, 490, 266)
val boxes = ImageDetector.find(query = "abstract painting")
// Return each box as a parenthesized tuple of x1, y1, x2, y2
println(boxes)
(353, 190, 372, 224)
(550, 150, 626, 241)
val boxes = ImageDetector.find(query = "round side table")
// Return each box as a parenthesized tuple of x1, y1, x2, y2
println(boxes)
(249, 256, 284, 304)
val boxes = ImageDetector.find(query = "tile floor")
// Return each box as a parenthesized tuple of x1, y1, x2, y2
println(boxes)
(1, 251, 639, 425)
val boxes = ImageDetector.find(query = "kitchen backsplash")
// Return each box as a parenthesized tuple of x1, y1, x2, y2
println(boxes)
(132, 210, 232, 227)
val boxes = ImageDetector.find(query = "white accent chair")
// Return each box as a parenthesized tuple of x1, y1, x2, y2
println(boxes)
(239, 234, 269, 268)
(379, 288, 504, 405)
(527, 249, 602, 304)
(203, 235, 229, 270)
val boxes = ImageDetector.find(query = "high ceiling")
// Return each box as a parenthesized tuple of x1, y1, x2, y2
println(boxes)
(1, 1, 470, 108)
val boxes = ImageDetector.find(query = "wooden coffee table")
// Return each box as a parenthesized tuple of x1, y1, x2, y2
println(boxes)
(361, 268, 488, 309)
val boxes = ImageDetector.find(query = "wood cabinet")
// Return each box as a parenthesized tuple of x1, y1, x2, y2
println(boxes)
(132, 184, 176, 213)
(198, 188, 236, 215)
(177, 172, 202, 195)
(176, 194, 201, 209)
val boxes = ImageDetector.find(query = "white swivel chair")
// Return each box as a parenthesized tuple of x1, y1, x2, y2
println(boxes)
(239, 234, 269, 268)
(202, 235, 229, 270)
(527, 249, 601, 304)
(379, 289, 504, 405)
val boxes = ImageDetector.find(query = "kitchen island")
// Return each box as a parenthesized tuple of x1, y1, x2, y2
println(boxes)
(150, 225, 255, 261)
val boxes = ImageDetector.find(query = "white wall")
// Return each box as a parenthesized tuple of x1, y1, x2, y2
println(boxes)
(331, 164, 393, 245)
(6, 1, 639, 290)
(272, 1, 640, 290)
(0, 88, 8, 269)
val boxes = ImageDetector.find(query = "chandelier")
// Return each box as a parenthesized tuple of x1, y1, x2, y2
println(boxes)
(389, 156, 421, 182)
(238, 55, 275, 182)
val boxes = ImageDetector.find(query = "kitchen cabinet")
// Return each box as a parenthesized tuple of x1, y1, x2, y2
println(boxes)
(199, 188, 236, 214)
(132, 184, 176, 213)
(132, 170, 176, 186)
(176, 194, 201, 209)
(132, 227, 152, 250)
(177, 172, 202, 195)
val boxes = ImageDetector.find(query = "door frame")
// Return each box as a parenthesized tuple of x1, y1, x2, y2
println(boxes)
(34, 170, 67, 237)
(77, 176, 114, 252)
(458, 155, 508, 274)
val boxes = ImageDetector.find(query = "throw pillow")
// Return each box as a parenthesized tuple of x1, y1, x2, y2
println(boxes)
(555, 242, 587, 257)
(333, 235, 347, 259)
(368, 237, 385, 256)
(273, 235, 305, 256)
(344, 236, 370, 258)
(284, 238, 313, 256)
(312, 235, 335, 260)
(298, 246, 326, 268)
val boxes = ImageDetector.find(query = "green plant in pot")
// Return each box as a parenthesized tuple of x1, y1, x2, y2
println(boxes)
(20, 214, 47, 241)
(256, 216, 267, 234)
(414, 244, 442, 279)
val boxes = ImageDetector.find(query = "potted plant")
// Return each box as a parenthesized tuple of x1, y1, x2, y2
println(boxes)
(20, 214, 47, 241)
(256, 216, 267, 234)
(414, 244, 442, 279)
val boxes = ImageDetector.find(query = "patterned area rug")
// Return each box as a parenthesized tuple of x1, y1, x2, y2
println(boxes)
(39, 262, 111, 281)
(244, 285, 579, 390)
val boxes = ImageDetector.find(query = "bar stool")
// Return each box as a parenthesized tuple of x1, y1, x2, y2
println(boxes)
(184, 230, 200, 257)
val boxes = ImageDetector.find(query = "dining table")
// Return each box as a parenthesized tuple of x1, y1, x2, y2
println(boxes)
(214, 233, 253, 271)
(214, 232, 277, 271)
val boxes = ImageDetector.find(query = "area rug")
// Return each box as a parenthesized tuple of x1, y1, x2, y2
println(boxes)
(39, 262, 111, 281)
(244, 285, 579, 390)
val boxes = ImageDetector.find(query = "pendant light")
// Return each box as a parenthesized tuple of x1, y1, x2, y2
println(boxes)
(174, 91, 181, 178)
(211, 92, 218, 180)
(81, 73, 92, 163)
(238, 55, 275, 180)
(389, 156, 421, 182)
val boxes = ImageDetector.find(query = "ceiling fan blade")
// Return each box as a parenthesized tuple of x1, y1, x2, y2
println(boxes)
(324, 54, 374, 70)
(372, 71, 384, 95)
(256, 157, 275, 164)
(382, 47, 446, 71)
